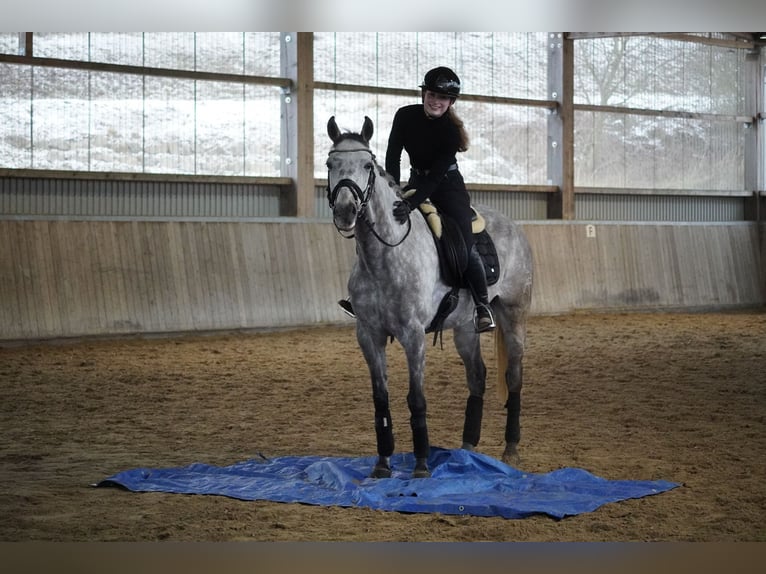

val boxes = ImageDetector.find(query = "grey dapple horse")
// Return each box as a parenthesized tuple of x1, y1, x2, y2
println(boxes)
(326, 116, 533, 478)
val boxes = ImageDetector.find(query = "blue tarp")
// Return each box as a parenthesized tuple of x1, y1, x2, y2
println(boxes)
(97, 447, 680, 519)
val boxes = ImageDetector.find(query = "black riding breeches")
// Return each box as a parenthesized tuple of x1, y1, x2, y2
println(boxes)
(411, 170, 474, 251)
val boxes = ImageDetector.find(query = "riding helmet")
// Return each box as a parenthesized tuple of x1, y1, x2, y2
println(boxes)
(420, 66, 461, 98)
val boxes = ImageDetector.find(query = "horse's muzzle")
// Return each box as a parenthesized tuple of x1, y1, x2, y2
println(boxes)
(332, 201, 358, 234)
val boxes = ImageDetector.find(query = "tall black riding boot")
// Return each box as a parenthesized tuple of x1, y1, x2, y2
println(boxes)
(465, 245, 495, 333)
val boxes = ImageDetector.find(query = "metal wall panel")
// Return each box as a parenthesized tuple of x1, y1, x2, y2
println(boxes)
(575, 193, 745, 222)
(1, 219, 761, 341)
(6, 178, 744, 223)
(0, 177, 282, 218)
(314, 185, 549, 222)
(469, 190, 549, 221)
(314, 184, 332, 219)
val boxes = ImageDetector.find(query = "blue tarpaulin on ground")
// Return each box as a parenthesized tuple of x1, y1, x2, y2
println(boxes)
(97, 447, 679, 519)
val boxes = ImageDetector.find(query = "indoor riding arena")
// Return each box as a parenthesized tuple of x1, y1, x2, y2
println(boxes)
(1, 32, 765, 545)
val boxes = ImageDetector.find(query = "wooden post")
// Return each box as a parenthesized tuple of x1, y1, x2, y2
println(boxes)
(18, 33, 33, 56)
(546, 33, 575, 220)
(743, 49, 761, 222)
(280, 32, 314, 217)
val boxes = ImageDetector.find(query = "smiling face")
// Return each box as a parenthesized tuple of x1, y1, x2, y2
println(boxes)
(422, 90, 454, 119)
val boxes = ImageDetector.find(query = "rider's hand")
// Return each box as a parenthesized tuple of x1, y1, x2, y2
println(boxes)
(393, 199, 412, 224)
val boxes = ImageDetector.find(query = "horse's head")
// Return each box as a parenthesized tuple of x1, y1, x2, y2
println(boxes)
(326, 116, 377, 234)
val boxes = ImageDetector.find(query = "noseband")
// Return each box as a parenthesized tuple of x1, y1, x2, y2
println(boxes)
(326, 147, 411, 247)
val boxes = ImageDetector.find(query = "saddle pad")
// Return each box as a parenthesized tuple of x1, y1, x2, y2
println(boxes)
(475, 230, 500, 286)
(414, 202, 498, 287)
(416, 202, 486, 238)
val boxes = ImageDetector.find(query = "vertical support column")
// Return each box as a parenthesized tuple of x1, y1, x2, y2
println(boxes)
(546, 33, 575, 220)
(19, 33, 33, 56)
(749, 47, 766, 303)
(743, 48, 761, 222)
(280, 32, 314, 217)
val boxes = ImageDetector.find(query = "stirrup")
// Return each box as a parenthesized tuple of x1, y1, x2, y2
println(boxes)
(338, 299, 356, 319)
(474, 304, 496, 333)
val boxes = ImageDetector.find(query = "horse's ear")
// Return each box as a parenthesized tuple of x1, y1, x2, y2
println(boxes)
(361, 116, 374, 143)
(327, 116, 341, 143)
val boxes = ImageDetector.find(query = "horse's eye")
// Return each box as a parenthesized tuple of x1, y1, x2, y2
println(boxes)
(364, 162, 373, 171)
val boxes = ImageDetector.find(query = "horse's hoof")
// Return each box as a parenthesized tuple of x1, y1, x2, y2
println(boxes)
(370, 465, 392, 479)
(460, 442, 475, 452)
(501, 444, 521, 468)
(412, 467, 431, 479)
(412, 458, 431, 478)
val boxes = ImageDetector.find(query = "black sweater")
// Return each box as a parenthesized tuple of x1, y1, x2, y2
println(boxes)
(384, 104, 461, 206)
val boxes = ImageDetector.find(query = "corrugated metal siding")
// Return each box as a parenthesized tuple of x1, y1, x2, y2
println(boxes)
(315, 184, 332, 219)
(314, 186, 549, 221)
(469, 191, 548, 221)
(575, 194, 745, 222)
(0, 177, 282, 217)
(2, 219, 761, 340)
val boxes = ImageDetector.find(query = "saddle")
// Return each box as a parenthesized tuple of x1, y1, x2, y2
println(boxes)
(406, 197, 501, 343)
(416, 200, 500, 288)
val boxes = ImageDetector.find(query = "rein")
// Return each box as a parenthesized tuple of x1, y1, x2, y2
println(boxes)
(326, 147, 412, 247)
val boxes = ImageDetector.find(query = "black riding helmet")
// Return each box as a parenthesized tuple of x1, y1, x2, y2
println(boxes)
(420, 66, 461, 98)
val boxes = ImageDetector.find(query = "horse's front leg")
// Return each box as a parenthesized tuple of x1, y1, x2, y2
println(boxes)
(452, 323, 486, 451)
(400, 329, 430, 478)
(357, 326, 394, 478)
(497, 303, 528, 467)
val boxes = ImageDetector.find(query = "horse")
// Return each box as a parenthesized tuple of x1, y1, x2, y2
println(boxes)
(325, 116, 533, 478)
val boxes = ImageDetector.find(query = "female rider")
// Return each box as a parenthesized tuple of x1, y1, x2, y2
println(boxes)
(339, 66, 495, 332)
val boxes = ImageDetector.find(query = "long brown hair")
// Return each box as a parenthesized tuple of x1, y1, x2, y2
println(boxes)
(447, 106, 469, 152)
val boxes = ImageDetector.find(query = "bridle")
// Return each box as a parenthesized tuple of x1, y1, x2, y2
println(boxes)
(326, 148, 376, 217)
(326, 147, 411, 247)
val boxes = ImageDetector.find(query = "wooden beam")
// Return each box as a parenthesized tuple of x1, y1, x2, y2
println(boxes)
(0, 167, 291, 187)
(546, 33, 575, 220)
(295, 32, 315, 218)
(576, 186, 754, 197)
(566, 32, 755, 50)
(314, 80, 557, 109)
(24, 33, 33, 57)
(313, 81, 417, 98)
(654, 33, 755, 50)
(575, 103, 753, 124)
(0, 53, 290, 88)
(468, 183, 558, 194)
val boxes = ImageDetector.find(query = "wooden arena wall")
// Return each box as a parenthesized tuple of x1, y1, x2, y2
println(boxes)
(0, 219, 763, 341)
